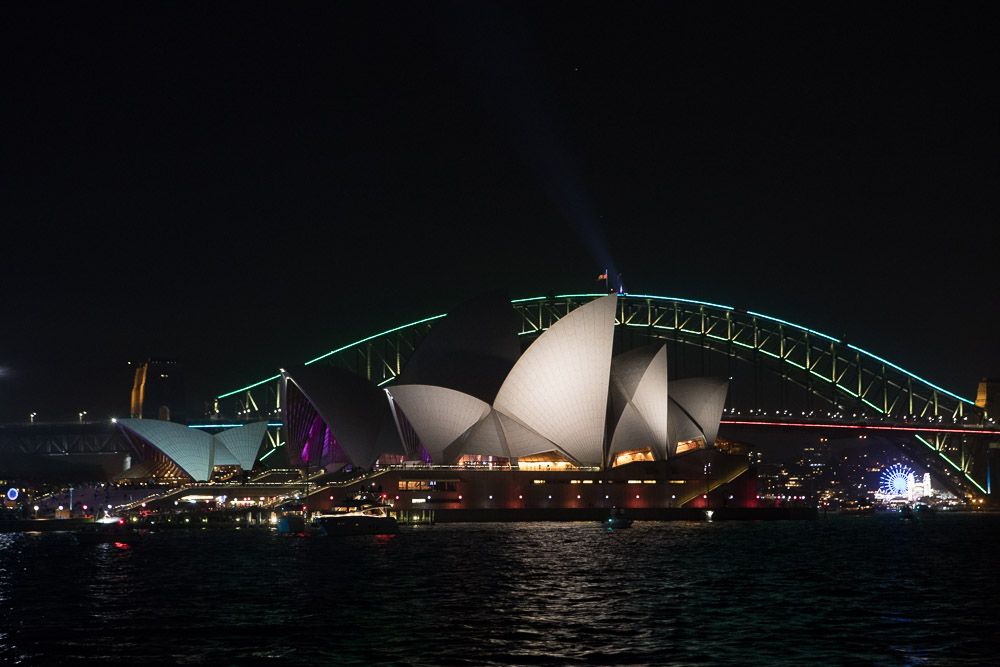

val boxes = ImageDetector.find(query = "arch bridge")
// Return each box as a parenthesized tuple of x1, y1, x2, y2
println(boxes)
(214, 294, 995, 499)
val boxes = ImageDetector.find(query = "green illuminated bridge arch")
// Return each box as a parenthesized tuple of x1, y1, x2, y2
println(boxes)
(214, 293, 993, 497)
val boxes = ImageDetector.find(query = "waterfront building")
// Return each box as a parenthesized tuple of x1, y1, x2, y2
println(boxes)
(909, 472, 932, 501)
(108, 292, 754, 517)
(278, 293, 750, 517)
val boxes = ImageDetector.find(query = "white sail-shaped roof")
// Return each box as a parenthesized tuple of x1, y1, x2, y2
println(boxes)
(629, 345, 668, 451)
(117, 418, 215, 481)
(387, 384, 491, 464)
(609, 403, 658, 461)
(462, 410, 511, 459)
(496, 412, 558, 460)
(669, 377, 729, 447)
(212, 442, 239, 466)
(667, 401, 706, 456)
(609, 345, 669, 460)
(494, 294, 617, 466)
(284, 366, 403, 469)
(215, 421, 268, 471)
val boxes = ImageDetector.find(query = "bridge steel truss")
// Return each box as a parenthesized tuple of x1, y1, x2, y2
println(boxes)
(0, 423, 139, 457)
(216, 293, 992, 498)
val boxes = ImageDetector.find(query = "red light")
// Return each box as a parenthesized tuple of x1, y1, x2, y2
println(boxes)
(703, 494, 707, 499)
(302, 505, 306, 511)
(720, 419, 1000, 435)
(118, 519, 125, 525)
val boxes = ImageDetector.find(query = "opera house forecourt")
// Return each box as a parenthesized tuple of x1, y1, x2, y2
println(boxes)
(119, 292, 766, 521)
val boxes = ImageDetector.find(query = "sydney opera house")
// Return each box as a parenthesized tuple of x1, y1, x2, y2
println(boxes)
(118, 293, 756, 519)
(117, 419, 269, 483)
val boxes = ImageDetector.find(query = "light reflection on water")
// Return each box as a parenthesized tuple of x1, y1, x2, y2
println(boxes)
(0, 514, 998, 665)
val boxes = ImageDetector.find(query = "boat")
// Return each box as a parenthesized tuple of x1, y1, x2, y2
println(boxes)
(72, 515, 140, 544)
(310, 497, 398, 536)
(840, 500, 876, 516)
(603, 508, 633, 529)
(276, 514, 309, 535)
(899, 503, 935, 520)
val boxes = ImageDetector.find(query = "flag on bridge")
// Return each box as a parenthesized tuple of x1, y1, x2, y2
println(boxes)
(596, 271, 608, 281)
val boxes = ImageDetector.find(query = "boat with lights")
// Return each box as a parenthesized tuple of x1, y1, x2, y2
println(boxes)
(603, 508, 633, 529)
(310, 494, 399, 536)
(72, 515, 140, 544)
(899, 503, 935, 520)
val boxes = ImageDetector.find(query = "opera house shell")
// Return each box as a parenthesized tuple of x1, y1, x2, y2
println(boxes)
(117, 419, 268, 482)
(281, 293, 730, 473)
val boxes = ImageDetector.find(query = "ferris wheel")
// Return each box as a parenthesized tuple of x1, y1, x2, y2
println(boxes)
(879, 463, 914, 497)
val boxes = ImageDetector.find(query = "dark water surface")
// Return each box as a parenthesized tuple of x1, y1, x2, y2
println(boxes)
(2, 514, 998, 666)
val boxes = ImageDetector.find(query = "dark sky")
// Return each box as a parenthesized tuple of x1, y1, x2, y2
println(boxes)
(1, 3, 996, 423)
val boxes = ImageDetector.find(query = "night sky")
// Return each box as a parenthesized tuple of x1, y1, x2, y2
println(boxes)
(1, 3, 996, 423)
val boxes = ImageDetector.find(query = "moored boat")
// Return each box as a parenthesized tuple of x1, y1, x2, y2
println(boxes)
(603, 508, 633, 529)
(276, 514, 309, 534)
(72, 516, 140, 544)
(311, 504, 398, 536)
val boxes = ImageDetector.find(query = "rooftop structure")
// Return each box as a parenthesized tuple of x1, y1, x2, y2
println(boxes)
(111, 293, 731, 490)
(283, 293, 727, 472)
(117, 419, 267, 481)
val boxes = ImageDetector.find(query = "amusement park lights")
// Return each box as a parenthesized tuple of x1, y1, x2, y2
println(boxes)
(880, 464, 914, 497)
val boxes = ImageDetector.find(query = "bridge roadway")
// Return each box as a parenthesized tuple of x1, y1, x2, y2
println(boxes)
(0, 421, 134, 455)
(720, 415, 1000, 437)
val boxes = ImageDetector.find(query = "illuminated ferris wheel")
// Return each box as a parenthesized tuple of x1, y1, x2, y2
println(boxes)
(880, 463, 913, 497)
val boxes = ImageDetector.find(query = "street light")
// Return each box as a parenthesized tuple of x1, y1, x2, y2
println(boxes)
(30, 412, 37, 424)
(78, 411, 87, 423)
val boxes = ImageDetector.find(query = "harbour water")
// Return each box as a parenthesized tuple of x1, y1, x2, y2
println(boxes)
(2, 513, 997, 665)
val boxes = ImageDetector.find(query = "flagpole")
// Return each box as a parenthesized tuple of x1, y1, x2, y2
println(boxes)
(605, 269, 608, 293)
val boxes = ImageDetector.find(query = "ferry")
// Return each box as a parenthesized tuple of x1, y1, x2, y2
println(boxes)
(72, 515, 140, 545)
(310, 495, 398, 536)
